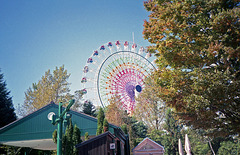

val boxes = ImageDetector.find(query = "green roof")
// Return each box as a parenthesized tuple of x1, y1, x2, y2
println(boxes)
(0, 103, 118, 150)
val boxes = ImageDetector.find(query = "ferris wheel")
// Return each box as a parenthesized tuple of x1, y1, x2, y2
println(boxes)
(80, 40, 156, 113)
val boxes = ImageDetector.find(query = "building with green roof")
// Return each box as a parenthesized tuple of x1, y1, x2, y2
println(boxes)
(0, 102, 124, 152)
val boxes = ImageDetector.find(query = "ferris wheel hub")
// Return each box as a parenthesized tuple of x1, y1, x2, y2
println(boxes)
(136, 85, 142, 93)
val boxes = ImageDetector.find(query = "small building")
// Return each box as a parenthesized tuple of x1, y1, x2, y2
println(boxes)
(76, 131, 129, 155)
(132, 137, 164, 155)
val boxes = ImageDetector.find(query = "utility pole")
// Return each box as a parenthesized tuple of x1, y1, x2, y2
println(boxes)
(51, 99, 75, 155)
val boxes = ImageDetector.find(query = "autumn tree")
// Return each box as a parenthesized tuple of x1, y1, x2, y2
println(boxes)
(105, 95, 149, 149)
(0, 69, 17, 127)
(143, 0, 240, 136)
(105, 95, 125, 126)
(22, 65, 72, 114)
(134, 75, 166, 131)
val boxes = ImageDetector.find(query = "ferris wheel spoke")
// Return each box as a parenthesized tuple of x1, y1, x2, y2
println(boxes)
(81, 40, 156, 113)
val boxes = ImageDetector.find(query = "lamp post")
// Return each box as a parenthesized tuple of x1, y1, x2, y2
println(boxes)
(51, 99, 75, 155)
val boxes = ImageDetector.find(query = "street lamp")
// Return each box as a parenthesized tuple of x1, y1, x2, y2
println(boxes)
(51, 99, 75, 155)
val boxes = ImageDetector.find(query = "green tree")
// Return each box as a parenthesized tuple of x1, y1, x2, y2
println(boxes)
(162, 109, 182, 155)
(96, 107, 104, 135)
(135, 76, 166, 131)
(132, 121, 148, 144)
(0, 69, 17, 127)
(0, 145, 21, 155)
(121, 124, 128, 134)
(52, 119, 82, 155)
(64, 120, 73, 155)
(82, 100, 96, 117)
(147, 129, 165, 146)
(0, 69, 16, 155)
(22, 65, 72, 114)
(194, 142, 211, 155)
(183, 129, 212, 155)
(103, 118, 109, 133)
(123, 116, 148, 151)
(52, 129, 57, 144)
(73, 124, 82, 155)
(84, 132, 89, 141)
(218, 140, 240, 155)
(143, 0, 240, 136)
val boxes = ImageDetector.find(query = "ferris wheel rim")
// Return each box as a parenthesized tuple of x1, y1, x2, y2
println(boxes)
(97, 50, 156, 108)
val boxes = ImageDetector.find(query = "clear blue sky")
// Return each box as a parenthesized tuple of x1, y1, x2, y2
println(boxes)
(0, 0, 151, 109)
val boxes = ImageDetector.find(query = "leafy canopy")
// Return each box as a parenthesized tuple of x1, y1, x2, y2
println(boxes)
(105, 95, 126, 127)
(22, 65, 72, 114)
(134, 75, 166, 131)
(143, 0, 240, 136)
